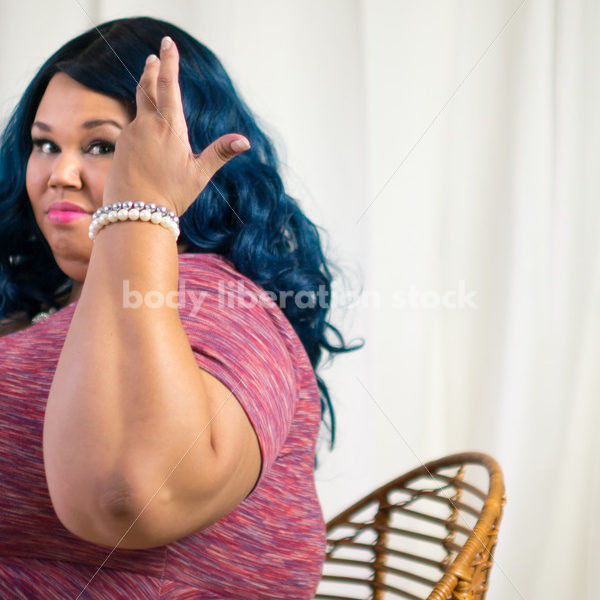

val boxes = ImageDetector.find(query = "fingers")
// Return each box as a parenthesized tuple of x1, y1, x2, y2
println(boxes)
(134, 36, 250, 197)
(193, 134, 251, 186)
(136, 37, 186, 132)
(135, 54, 159, 118)
(156, 36, 186, 128)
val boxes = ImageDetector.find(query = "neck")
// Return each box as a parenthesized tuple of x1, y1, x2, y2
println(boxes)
(68, 280, 83, 304)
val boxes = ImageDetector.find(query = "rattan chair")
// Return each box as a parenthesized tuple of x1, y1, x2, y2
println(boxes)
(315, 452, 505, 600)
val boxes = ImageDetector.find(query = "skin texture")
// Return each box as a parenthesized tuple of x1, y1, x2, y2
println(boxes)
(26, 74, 131, 301)
(35, 39, 261, 549)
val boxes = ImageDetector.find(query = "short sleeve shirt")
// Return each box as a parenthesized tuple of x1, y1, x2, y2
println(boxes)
(0, 253, 326, 599)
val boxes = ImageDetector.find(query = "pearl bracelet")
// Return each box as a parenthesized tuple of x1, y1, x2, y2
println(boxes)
(88, 201, 180, 241)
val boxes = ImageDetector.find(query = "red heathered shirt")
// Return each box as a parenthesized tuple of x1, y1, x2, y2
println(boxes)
(0, 253, 326, 599)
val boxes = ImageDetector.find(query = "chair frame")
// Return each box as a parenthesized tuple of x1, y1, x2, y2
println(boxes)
(316, 452, 505, 600)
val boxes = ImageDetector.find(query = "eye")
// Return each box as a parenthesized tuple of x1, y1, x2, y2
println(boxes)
(31, 138, 58, 154)
(31, 138, 115, 156)
(87, 140, 115, 156)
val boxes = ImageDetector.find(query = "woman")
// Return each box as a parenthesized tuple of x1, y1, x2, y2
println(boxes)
(0, 16, 359, 599)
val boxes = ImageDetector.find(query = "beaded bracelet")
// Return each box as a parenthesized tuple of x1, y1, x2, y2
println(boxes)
(88, 202, 180, 241)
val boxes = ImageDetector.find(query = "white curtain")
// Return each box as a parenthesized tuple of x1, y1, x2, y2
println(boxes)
(1, 1, 598, 598)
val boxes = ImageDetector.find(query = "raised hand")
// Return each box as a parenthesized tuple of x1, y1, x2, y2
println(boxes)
(102, 35, 250, 216)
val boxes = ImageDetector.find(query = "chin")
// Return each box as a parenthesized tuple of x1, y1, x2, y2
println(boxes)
(52, 250, 91, 283)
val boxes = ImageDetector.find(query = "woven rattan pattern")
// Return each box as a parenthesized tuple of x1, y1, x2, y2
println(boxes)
(315, 452, 505, 600)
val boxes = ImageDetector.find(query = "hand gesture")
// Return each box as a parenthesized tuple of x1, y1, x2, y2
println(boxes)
(102, 36, 250, 216)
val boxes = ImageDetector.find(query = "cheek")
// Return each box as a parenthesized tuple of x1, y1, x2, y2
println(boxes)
(87, 160, 113, 204)
(25, 155, 44, 211)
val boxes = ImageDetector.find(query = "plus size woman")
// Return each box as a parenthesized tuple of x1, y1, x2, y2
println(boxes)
(0, 16, 359, 599)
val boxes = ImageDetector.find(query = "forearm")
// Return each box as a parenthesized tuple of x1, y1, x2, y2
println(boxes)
(43, 220, 217, 541)
(42, 38, 257, 548)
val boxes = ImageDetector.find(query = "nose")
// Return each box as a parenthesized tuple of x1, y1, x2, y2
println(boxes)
(47, 152, 83, 189)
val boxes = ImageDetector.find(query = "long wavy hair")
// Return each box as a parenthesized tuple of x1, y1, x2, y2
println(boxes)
(0, 16, 361, 447)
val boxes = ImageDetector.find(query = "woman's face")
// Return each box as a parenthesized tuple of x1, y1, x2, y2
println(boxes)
(26, 73, 132, 283)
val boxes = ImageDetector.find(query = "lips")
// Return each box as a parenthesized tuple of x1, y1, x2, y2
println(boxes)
(47, 201, 92, 225)
(48, 201, 91, 214)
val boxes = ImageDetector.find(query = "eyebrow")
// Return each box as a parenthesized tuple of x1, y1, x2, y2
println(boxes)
(31, 119, 124, 132)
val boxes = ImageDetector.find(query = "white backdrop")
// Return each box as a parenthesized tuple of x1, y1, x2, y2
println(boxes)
(1, 1, 598, 599)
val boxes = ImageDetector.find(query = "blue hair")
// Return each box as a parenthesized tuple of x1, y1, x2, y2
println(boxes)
(0, 16, 362, 448)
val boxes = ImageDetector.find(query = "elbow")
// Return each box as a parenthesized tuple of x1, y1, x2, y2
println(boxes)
(95, 483, 164, 548)
(49, 475, 172, 549)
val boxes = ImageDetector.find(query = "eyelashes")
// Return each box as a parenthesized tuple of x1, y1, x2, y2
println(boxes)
(31, 139, 58, 154)
(31, 138, 116, 156)
(87, 141, 116, 155)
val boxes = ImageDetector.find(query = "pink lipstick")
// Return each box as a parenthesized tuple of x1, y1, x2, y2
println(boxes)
(47, 201, 91, 224)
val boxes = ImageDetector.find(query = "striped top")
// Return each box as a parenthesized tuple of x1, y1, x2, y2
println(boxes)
(0, 253, 326, 599)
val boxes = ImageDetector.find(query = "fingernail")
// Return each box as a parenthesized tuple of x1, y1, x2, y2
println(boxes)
(161, 36, 173, 51)
(230, 138, 251, 152)
(146, 54, 158, 65)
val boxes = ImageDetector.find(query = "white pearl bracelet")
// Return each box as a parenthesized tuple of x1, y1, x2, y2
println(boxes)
(88, 201, 180, 241)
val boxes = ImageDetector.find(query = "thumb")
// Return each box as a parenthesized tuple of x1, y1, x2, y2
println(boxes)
(193, 134, 251, 185)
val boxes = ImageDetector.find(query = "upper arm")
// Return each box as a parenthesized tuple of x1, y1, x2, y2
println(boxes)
(103, 370, 262, 550)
